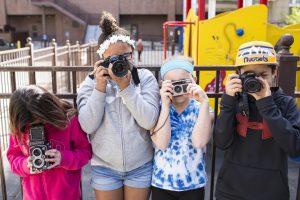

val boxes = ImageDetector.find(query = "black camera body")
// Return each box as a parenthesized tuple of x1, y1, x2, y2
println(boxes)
(100, 54, 130, 77)
(239, 72, 262, 93)
(171, 79, 192, 96)
(29, 125, 52, 172)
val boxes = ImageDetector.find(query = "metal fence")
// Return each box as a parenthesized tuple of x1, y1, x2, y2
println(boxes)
(0, 38, 98, 151)
(0, 34, 299, 200)
(0, 39, 176, 152)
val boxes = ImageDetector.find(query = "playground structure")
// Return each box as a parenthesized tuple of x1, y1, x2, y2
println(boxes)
(176, 3, 300, 106)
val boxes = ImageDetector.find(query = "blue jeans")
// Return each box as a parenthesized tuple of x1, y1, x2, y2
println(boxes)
(91, 161, 153, 190)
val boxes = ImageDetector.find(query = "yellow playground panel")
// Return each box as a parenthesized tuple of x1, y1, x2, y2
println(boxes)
(184, 4, 300, 107)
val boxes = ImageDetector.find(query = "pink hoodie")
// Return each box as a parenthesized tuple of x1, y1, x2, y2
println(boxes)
(7, 116, 92, 200)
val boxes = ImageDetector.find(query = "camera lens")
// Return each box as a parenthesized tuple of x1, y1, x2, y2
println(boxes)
(34, 158, 44, 167)
(174, 85, 182, 93)
(112, 61, 128, 77)
(244, 79, 261, 93)
(33, 148, 42, 157)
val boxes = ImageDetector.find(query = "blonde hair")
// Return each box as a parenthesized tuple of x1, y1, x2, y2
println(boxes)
(163, 55, 194, 65)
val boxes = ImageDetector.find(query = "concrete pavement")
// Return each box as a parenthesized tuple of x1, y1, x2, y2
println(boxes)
(1, 143, 299, 200)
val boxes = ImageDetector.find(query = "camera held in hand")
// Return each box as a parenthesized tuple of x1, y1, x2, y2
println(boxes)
(89, 54, 130, 80)
(101, 54, 130, 77)
(29, 125, 52, 172)
(171, 79, 192, 96)
(239, 72, 262, 93)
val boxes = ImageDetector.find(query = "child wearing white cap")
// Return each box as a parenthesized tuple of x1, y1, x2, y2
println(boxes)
(151, 55, 214, 200)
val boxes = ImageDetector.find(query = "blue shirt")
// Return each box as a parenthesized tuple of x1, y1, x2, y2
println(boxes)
(152, 99, 208, 191)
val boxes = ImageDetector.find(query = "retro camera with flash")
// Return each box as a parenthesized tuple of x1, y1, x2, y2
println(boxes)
(171, 79, 192, 96)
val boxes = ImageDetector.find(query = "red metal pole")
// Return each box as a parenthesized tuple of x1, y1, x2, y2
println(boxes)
(198, 0, 206, 20)
(163, 21, 195, 60)
(237, 0, 243, 8)
(260, 0, 268, 5)
(186, 0, 192, 16)
(163, 23, 167, 59)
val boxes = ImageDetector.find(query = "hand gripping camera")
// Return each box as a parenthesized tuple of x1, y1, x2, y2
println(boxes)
(171, 79, 192, 96)
(239, 72, 262, 93)
(29, 125, 52, 172)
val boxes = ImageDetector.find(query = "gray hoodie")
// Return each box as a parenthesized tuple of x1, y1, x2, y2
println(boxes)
(77, 69, 160, 172)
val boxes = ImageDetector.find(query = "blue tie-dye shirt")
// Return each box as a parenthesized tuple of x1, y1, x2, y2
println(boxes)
(152, 99, 208, 191)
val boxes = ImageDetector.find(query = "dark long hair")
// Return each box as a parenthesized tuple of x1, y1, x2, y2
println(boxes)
(9, 85, 77, 135)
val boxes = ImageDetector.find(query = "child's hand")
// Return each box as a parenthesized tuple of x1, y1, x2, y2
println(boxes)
(27, 157, 42, 174)
(249, 77, 271, 100)
(225, 74, 242, 96)
(160, 80, 173, 106)
(94, 60, 110, 93)
(187, 78, 208, 103)
(45, 149, 62, 170)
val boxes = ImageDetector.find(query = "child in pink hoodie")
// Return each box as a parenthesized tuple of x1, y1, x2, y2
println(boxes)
(6, 85, 92, 200)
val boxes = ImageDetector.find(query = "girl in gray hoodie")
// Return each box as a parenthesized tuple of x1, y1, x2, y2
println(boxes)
(76, 11, 160, 200)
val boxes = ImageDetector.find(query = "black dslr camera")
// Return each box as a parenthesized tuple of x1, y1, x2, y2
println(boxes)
(171, 79, 192, 96)
(89, 53, 131, 79)
(101, 54, 130, 77)
(239, 72, 262, 93)
(29, 125, 52, 172)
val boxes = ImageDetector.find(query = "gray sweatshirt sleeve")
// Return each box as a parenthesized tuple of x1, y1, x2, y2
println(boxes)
(76, 76, 106, 134)
(118, 69, 160, 130)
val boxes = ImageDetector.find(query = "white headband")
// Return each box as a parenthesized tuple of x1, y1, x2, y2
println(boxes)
(97, 35, 135, 57)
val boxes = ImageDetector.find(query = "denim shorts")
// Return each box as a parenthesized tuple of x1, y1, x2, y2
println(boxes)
(91, 161, 153, 191)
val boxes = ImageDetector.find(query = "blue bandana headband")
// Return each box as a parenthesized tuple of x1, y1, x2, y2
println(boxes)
(160, 60, 194, 79)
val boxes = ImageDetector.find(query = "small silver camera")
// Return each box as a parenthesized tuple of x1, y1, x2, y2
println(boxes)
(171, 79, 192, 96)
(29, 125, 52, 172)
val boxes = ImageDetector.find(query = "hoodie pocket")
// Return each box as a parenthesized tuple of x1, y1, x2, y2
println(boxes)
(216, 162, 289, 200)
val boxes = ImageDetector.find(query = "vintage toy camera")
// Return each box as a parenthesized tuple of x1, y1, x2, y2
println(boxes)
(171, 79, 192, 96)
(29, 125, 52, 172)
(239, 72, 262, 93)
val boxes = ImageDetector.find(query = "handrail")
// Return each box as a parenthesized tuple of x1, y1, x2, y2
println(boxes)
(0, 47, 30, 55)
(31, 0, 92, 24)
(34, 47, 54, 53)
(33, 53, 55, 61)
(0, 56, 31, 66)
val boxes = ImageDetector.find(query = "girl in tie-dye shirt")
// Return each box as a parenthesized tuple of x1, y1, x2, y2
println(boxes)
(151, 56, 214, 200)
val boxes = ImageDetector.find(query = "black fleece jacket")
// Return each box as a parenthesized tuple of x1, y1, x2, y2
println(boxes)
(214, 88, 300, 200)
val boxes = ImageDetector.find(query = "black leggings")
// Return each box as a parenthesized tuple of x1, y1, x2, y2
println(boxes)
(151, 186, 205, 200)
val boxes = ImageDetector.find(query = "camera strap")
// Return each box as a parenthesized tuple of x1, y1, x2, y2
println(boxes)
(237, 92, 249, 117)
(131, 66, 140, 86)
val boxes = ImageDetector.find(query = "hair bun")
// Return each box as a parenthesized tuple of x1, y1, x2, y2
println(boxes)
(99, 11, 118, 36)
